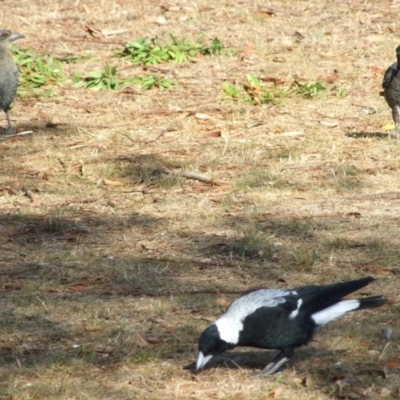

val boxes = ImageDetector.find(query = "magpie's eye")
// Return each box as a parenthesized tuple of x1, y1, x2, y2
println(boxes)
(1, 33, 8, 38)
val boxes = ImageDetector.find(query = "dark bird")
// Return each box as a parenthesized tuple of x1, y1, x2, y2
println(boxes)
(382, 45, 400, 139)
(0, 29, 24, 134)
(196, 277, 386, 375)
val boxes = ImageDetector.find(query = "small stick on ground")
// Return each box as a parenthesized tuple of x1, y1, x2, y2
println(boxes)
(351, 192, 400, 200)
(169, 169, 231, 186)
(0, 130, 33, 140)
(145, 126, 177, 144)
(121, 126, 177, 143)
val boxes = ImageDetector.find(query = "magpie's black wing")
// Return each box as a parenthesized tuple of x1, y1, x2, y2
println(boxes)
(383, 62, 398, 89)
(237, 293, 305, 348)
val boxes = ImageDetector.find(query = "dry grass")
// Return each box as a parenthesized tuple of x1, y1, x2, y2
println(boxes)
(1, 0, 400, 398)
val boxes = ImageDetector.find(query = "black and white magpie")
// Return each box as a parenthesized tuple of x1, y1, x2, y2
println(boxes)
(196, 277, 386, 375)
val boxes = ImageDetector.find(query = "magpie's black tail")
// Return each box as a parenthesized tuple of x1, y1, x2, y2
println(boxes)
(357, 295, 387, 310)
(296, 277, 383, 315)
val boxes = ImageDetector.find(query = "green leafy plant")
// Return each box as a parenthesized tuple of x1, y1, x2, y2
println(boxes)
(116, 37, 171, 64)
(73, 64, 120, 90)
(245, 74, 290, 104)
(222, 82, 243, 101)
(223, 75, 336, 105)
(196, 37, 225, 55)
(12, 46, 65, 94)
(336, 87, 348, 98)
(129, 75, 174, 90)
(292, 80, 327, 99)
(116, 35, 228, 65)
(74, 65, 174, 90)
(223, 74, 289, 105)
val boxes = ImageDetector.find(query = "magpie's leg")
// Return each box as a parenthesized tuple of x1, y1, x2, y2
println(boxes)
(392, 105, 399, 140)
(4, 109, 13, 135)
(255, 348, 295, 376)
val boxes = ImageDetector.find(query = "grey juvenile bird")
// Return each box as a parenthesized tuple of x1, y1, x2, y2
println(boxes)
(382, 45, 400, 139)
(0, 29, 24, 134)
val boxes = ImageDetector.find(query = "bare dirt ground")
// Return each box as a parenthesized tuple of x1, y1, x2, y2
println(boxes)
(1, 0, 400, 398)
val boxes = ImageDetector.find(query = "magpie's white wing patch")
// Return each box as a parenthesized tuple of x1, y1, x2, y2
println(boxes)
(289, 298, 303, 319)
(227, 289, 295, 318)
(215, 289, 297, 344)
(311, 299, 360, 325)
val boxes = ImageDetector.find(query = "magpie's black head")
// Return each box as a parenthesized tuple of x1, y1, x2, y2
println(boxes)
(196, 324, 235, 372)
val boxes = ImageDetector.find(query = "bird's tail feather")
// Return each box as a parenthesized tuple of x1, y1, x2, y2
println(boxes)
(297, 277, 376, 315)
(356, 295, 387, 309)
(311, 295, 387, 326)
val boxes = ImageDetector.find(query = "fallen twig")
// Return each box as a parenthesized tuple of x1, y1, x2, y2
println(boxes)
(351, 192, 400, 201)
(24, 189, 36, 202)
(169, 169, 231, 186)
(257, 212, 344, 221)
(59, 198, 102, 206)
(120, 126, 177, 144)
(145, 126, 176, 143)
(280, 162, 323, 171)
(0, 130, 33, 140)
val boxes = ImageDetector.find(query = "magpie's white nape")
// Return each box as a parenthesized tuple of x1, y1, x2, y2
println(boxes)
(196, 277, 386, 375)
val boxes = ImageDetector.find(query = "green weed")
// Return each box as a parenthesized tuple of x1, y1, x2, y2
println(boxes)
(73, 64, 121, 90)
(336, 87, 348, 98)
(12, 46, 65, 94)
(116, 35, 228, 65)
(74, 65, 174, 90)
(223, 76, 333, 104)
(223, 74, 289, 105)
(129, 75, 174, 90)
(293, 80, 327, 99)
(223, 82, 244, 101)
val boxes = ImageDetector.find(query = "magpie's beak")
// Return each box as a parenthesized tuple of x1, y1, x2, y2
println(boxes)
(10, 33, 25, 42)
(196, 352, 213, 371)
